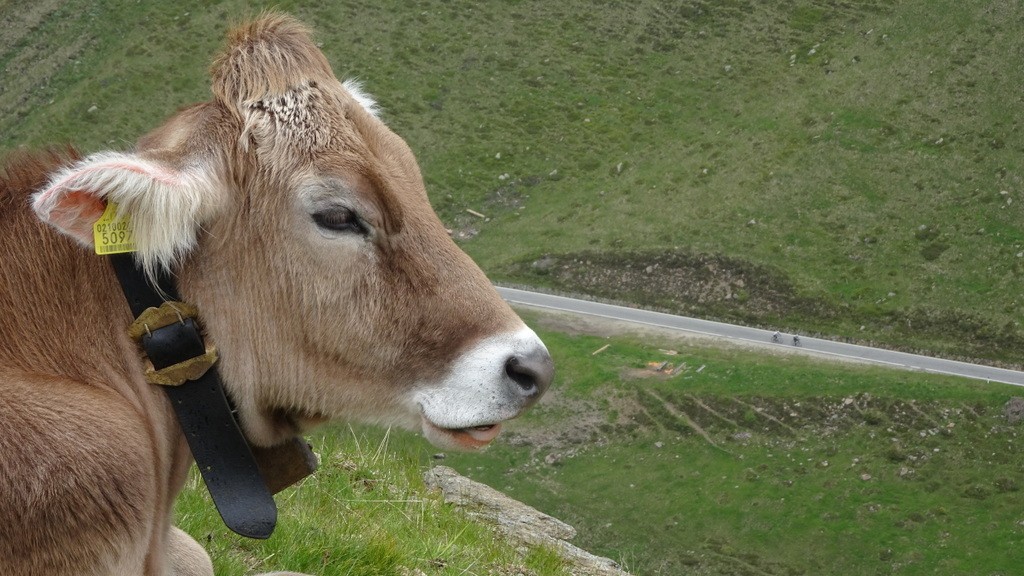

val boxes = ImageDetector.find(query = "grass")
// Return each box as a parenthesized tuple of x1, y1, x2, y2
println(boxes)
(191, 318, 1024, 575)
(175, 425, 571, 575)
(438, 321, 1024, 576)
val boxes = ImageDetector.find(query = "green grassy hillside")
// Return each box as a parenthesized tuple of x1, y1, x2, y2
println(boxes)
(439, 320, 1024, 576)
(2, 0, 1022, 364)
(174, 318, 1024, 576)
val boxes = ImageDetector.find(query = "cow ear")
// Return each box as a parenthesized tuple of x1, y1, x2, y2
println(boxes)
(32, 151, 224, 275)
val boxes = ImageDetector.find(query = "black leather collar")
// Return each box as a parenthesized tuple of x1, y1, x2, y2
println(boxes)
(109, 253, 279, 539)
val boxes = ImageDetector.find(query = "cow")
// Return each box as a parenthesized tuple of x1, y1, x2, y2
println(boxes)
(0, 13, 553, 576)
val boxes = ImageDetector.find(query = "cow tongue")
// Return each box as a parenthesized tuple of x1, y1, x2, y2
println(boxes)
(421, 416, 503, 449)
(461, 423, 502, 444)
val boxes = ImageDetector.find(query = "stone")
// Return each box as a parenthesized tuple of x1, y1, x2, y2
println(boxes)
(424, 466, 633, 576)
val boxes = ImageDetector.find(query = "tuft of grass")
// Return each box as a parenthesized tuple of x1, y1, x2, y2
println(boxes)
(175, 427, 573, 575)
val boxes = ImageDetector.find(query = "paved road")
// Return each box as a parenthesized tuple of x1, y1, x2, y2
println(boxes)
(497, 286, 1024, 388)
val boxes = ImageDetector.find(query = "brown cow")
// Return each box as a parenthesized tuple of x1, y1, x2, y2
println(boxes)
(0, 14, 552, 576)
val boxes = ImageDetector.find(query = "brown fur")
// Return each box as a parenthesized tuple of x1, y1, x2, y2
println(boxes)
(1, 14, 542, 575)
(1, 149, 192, 574)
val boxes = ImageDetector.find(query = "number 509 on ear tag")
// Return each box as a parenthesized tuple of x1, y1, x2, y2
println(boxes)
(93, 201, 137, 255)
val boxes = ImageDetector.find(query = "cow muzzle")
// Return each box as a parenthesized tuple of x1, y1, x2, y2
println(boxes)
(503, 345, 555, 406)
(413, 326, 553, 450)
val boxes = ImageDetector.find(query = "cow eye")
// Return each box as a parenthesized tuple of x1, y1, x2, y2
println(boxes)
(312, 206, 366, 235)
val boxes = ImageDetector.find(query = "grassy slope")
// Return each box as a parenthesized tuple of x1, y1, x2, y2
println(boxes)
(440, 321, 1024, 576)
(2, 0, 1022, 363)
(174, 317, 1024, 576)
(176, 313, 1024, 573)
(175, 425, 569, 575)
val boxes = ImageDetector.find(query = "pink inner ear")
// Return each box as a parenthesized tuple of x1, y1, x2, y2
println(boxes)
(48, 190, 107, 245)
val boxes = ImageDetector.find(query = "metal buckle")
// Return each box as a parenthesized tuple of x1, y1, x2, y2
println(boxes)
(128, 301, 219, 386)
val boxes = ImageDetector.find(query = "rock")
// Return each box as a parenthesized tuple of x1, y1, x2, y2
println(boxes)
(531, 256, 556, 272)
(424, 466, 633, 576)
(1005, 397, 1024, 425)
(425, 466, 575, 541)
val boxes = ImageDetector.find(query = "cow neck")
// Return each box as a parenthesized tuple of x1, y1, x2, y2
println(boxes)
(107, 252, 292, 540)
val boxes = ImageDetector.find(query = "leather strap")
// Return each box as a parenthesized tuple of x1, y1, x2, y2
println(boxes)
(109, 253, 277, 539)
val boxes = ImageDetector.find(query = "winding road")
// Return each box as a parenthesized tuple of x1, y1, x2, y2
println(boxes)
(497, 286, 1024, 388)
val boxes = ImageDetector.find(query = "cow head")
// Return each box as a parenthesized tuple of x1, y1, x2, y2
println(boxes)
(31, 14, 552, 450)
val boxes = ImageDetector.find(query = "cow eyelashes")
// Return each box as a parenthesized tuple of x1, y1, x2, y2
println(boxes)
(312, 206, 368, 235)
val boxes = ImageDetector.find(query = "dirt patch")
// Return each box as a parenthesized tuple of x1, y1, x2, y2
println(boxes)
(446, 173, 547, 240)
(0, 0, 65, 48)
(500, 384, 651, 458)
(509, 249, 826, 327)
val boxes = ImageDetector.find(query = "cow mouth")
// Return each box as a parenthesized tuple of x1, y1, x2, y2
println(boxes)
(421, 418, 503, 450)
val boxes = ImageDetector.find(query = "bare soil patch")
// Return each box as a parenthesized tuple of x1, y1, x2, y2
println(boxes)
(511, 249, 823, 326)
(0, 0, 64, 48)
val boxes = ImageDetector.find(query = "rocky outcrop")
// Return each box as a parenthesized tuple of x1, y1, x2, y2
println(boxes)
(424, 466, 633, 576)
(1005, 397, 1024, 425)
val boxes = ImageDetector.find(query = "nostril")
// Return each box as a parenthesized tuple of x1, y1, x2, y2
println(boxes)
(505, 357, 536, 394)
(504, 348, 555, 400)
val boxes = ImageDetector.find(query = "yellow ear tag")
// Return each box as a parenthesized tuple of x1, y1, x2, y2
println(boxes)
(93, 201, 137, 255)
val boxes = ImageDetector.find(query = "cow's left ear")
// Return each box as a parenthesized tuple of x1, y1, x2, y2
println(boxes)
(32, 151, 224, 275)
